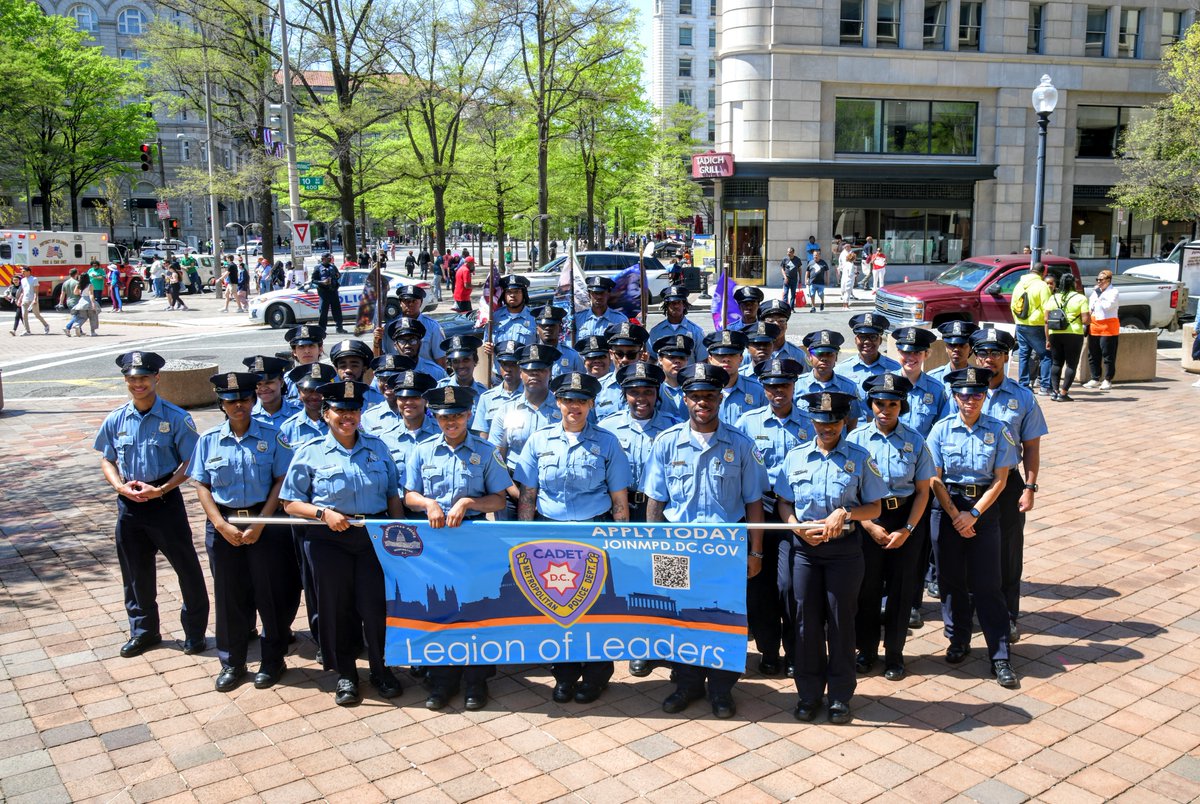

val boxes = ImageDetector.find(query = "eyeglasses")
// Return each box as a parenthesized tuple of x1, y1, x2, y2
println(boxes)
(612, 350, 641, 360)
(974, 349, 1006, 359)
(954, 391, 985, 400)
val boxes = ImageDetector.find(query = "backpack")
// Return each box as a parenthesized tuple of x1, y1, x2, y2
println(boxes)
(1012, 291, 1030, 320)
(1045, 291, 1080, 330)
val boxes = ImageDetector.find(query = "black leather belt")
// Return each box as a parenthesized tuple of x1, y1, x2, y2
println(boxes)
(882, 494, 910, 511)
(218, 503, 265, 519)
(947, 483, 983, 498)
(628, 489, 647, 505)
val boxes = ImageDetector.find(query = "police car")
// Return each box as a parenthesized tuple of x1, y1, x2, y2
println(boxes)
(248, 269, 434, 328)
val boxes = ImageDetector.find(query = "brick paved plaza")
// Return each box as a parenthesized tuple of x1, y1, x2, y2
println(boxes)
(1, 352, 1199, 803)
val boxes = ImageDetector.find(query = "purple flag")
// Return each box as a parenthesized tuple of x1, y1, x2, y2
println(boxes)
(610, 265, 642, 321)
(711, 271, 742, 330)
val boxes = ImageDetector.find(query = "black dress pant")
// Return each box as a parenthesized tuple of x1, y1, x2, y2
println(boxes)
(316, 286, 343, 329)
(786, 530, 865, 704)
(115, 486, 209, 641)
(856, 497, 922, 662)
(931, 496, 1010, 662)
(303, 522, 386, 679)
(1049, 333, 1085, 393)
(995, 470, 1026, 624)
(1086, 332, 1118, 381)
(287, 525, 319, 643)
(748, 498, 791, 664)
(206, 517, 297, 669)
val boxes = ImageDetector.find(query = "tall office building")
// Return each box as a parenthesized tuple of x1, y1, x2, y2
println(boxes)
(650, 0, 719, 144)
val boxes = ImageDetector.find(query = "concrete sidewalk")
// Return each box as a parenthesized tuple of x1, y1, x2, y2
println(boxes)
(1, 363, 1199, 802)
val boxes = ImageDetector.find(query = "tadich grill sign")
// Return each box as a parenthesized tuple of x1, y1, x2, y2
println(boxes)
(692, 152, 735, 179)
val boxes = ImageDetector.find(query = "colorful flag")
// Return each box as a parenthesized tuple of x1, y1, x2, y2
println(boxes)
(555, 255, 589, 314)
(475, 262, 503, 328)
(711, 270, 741, 330)
(610, 265, 642, 321)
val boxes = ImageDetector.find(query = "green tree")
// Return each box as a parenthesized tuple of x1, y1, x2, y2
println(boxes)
(628, 104, 702, 235)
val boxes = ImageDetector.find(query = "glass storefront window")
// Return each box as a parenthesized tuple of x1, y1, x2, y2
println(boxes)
(885, 101, 929, 154)
(835, 98, 976, 155)
(835, 99, 881, 152)
(930, 101, 976, 155)
(832, 207, 972, 264)
(722, 209, 767, 284)
(1070, 205, 1113, 258)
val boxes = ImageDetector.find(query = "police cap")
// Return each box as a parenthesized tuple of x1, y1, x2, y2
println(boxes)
(394, 284, 426, 301)
(946, 366, 994, 393)
(662, 285, 690, 303)
(891, 326, 938, 352)
(285, 323, 326, 346)
(533, 304, 567, 325)
(318, 379, 371, 410)
(605, 322, 649, 347)
(210, 371, 259, 401)
(550, 372, 602, 400)
(653, 334, 694, 357)
(518, 343, 562, 369)
(969, 327, 1017, 353)
(287, 362, 337, 390)
(424, 385, 477, 415)
(370, 353, 417, 376)
(755, 357, 805, 384)
(616, 361, 665, 388)
(733, 286, 765, 303)
(703, 328, 748, 354)
(802, 329, 844, 353)
(849, 312, 890, 335)
(679, 362, 729, 392)
(759, 299, 793, 321)
(495, 339, 523, 362)
(440, 334, 483, 359)
(499, 274, 530, 291)
(936, 320, 980, 345)
(386, 316, 426, 342)
(585, 275, 615, 292)
(388, 370, 439, 397)
(575, 336, 610, 359)
(329, 339, 373, 364)
(115, 351, 165, 376)
(800, 391, 856, 423)
(241, 354, 291, 380)
(742, 321, 781, 344)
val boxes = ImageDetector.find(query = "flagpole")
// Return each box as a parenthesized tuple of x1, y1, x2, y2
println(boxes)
(721, 262, 729, 329)
(567, 240, 577, 344)
(486, 258, 495, 387)
(639, 236, 648, 327)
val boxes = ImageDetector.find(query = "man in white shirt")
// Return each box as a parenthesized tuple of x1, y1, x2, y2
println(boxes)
(150, 258, 166, 297)
(12, 267, 49, 335)
(838, 244, 856, 309)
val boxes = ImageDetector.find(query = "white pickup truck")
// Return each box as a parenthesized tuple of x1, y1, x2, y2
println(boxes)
(1078, 272, 1185, 331)
(1124, 239, 1200, 322)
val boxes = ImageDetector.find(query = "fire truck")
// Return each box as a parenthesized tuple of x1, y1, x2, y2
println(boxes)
(0, 230, 143, 305)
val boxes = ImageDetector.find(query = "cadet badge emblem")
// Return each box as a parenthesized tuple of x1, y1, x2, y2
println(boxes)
(256, 440, 268, 452)
(724, 448, 735, 462)
(984, 431, 995, 445)
(510, 540, 608, 627)
(159, 421, 171, 433)
(380, 523, 424, 557)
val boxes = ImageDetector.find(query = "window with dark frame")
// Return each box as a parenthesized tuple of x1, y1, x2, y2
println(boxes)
(709, 58, 716, 78)
(1085, 6, 1108, 56)
(1161, 10, 1183, 48)
(678, 88, 693, 107)
(841, 0, 865, 44)
(1076, 105, 1143, 158)
(679, 27, 693, 46)
(709, 27, 716, 47)
(923, 1, 947, 49)
(1027, 4, 1044, 53)
(679, 0, 692, 14)
(958, 2, 982, 50)
(877, 0, 901, 46)
(1117, 7, 1140, 57)
(679, 58, 692, 77)
(834, 97, 978, 156)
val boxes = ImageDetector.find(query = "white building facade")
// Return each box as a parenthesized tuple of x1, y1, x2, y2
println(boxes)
(651, 0, 720, 144)
(708, 0, 1194, 285)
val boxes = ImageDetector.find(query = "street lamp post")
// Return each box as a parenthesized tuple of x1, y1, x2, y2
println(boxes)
(225, 221, 260, 256)
(1030, 74, 1058, 265)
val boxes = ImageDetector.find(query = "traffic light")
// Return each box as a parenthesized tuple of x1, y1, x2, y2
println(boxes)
(122, 199, 129, 210)
(168, 218, 180, 236)
(139, 144, 152, 171)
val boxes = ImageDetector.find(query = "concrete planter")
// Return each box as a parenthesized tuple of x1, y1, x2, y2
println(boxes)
(1183, 324, 1200, 375)
(157, 360, 219, 409)
(1077, 329, 1159, 383)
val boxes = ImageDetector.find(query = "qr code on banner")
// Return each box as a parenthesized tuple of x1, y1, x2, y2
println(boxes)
(652, 554, 690, 590)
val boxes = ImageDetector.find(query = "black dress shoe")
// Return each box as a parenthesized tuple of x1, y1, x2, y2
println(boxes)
(315, 648, 324, 666)
(424, 689, 451, 710)
(855, 653, 876, 675)
(908, 608, 923, 629)
(334, 677, 361, 706)
(463, 686, 488, 711)
(946, 645, 971, 664)
(287, 631, 298, 645)
(628, 659, 652, 677)
(370, 669, 403, 699)
(785, 663, 795, 679)
(552, 681, 576, 703)
(793, 700, 819, 722)
(182, 636, 207, 655)
(710, 693, 736, 719)
(828, 700, 852, 725)
(883, 662, 906, 681)
(661, 687, 704, 714)
(254, 664, 286, 689)
(248, 627, 259, 639)
(574, 681, 607, 704)
(408, 666, 428, 679)
(120, 633, 162, 658)
(215, 665, 247, 692)
(758, 656, 782, 676)
(1008, 622, 1021, 644)
(992, 660, 1019, 688)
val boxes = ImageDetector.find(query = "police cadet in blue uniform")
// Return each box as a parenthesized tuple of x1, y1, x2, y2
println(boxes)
(379, 371, 440, 482)
(575, 276, 629, 339)
(489, 344, 563, 472)
(736, 358, 813, 678)
(95, 351, 209, 658)
(759, 300, 808, 365)
(191, 372, 295, 691)
(927, 366, 1020, 688)
(377, 285, 447, 367)
(281, 380, 405, 706)
(647, 285, 706, 363)
(577, 335, 612, 378)
(653, 334, 693, 414)
(516, 372, 632, 704)
(437, 335, 487, 397)
(799, 330, 862, 429)
(330, 339, 388, 408)
(472, 340, 523, 437)
(839, 313, 900, 398)
(243, 355, 299, 428)
(531, 305, 585, 377)
(740, 322, 779, 380)
(970, 327, 1047, 644)
(595, 322, 650, 419)
(385, 318, 448, 380)
(703, 329, 767, 425)
(928, 320, 979, 394)
(284, 324, 326, 403)
(405, 386, 513, 711)
(643, 363, 767, 719)
(491, 274, 537, 347)
(774, 391, 888, 724)
(848, 374, 935, 681)
(734, 285, 764, 325)
(361, 353, 417, 435)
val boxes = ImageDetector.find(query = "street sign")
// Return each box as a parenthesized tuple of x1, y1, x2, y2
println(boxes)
(289, 221, 313, 257)
(296, 161, 310, 172)
(156, 201, 170, 220)
(299, 176, 324, 189)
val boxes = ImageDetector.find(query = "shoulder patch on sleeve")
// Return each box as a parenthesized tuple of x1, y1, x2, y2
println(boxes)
(1002, 429, 1016, 446)
(867, 458, 883, 477)
(183, 416, 197, 433)
(752, 448, 765, 465)
(278, 433, 291, 449)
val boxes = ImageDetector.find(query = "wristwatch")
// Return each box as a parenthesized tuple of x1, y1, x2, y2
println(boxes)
(903, 523, 916, 533)
(969, 506, 982, 518)
(1024, 483, 1038, 492)
(314, 507, 325, 522)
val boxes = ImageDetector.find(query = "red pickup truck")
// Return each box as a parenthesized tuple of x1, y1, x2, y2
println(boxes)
(873, 255, 1183, 331)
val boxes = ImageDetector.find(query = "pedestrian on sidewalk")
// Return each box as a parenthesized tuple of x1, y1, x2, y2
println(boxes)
(1043, 273, 1089, 401)
(65, 279, 97, 336)
(166, 261, 189, 311)
(1083, 270, 1119, 391)
(236, 259, 250, 313)
(838, 244, 857, 309)
(7, 272, 26, 335)
(870, 248, 888, 291)
(12, 266, 49, 336)
(453, 252, 474, 313)
(86, 259, 106, 332)
(1010, 262, 1052, 393)
(151, 257, 166, 297)
(107, 262, 124, 312)
(806, 250, 829, 313)
(222, 258, 237, 313)
(780, 246, 802, 308)
(94, 350, 209, 660)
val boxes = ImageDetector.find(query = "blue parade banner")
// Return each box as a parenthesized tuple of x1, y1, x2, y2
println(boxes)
(367, 520, 749, 672)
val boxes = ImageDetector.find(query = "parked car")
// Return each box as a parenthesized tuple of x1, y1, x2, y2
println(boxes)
(235, 238, 264, 256)
(248, 269, 434, 328)
(524, 251, 675, 308)
(873, 255, 1183, 331)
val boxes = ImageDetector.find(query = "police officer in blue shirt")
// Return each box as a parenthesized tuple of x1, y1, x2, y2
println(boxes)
(848, 374, 935, 682)
(702, 329, 767, 425)
(516, 372, 632, 705)
(437, 335, 488, 397)
(927, 366, 1020, 688)
(577, 335, 612, 378)
(385, 318, 448, 379)
(243, 355, 299, 427)
(595, 322, 649, 419)
(361, 353, 418, 436)
(759, 300, 808, 366)
(799, 330, 862, 428)
(774, 391, 888, 724)
(281, 380, 405, 706)
(740, 322, 779, 381)
(488, 343, 563, 469)
(329, 339, 388, 408)
(970, 327, 1048, 644)
(643, 363, 768, 719)
(653, 334, 692, 414)
(472, 340, 524, 437)
(735, 357, 814, 678)
(406, 385, 513, 712)
(531, 305, 585, 377)
(379, 371, 440, 469)
(490, 274, 537, 347)
(284, 323, 326, 403)
(575, 276, 629, 339)
(191, 372, 296, 692)
(928, 321, 979, 393)
(312, 253, 346, 333)
(95, 351, 209, 659)
(839, 313, 900, 393)
(380, 285, 447, 368)
(733, 285, 764, 325)
(647, 285, 706, 363)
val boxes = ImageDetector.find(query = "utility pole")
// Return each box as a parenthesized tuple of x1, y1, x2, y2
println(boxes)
(277, 0, 302, 226)
(156, 135, 168, 239)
